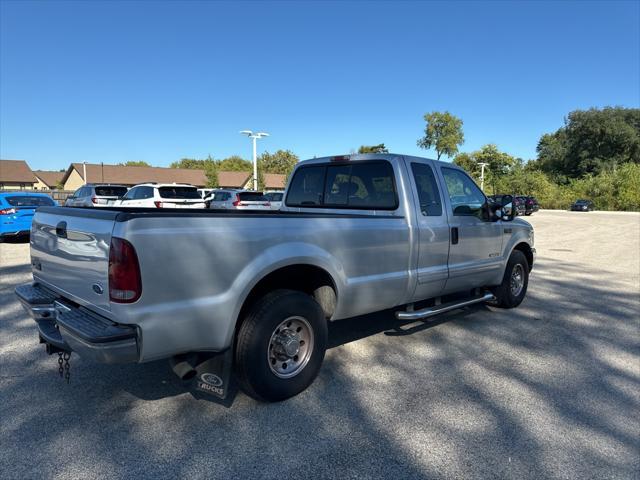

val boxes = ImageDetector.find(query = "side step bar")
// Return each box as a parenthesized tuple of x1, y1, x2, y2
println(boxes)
(395, 293, 495, 321)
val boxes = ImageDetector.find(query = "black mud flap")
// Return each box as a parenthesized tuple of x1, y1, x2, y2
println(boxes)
(170, 349, 234, 402)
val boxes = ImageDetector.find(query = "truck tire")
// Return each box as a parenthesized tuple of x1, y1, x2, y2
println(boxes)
(235, 289, 328, 402)
(491, 250, 529, 308)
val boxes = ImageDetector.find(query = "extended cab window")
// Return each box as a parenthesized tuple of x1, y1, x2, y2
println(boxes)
(411, 163, 442, 216)
(441, 167, 487, 219)
(286, 161, 397, 210)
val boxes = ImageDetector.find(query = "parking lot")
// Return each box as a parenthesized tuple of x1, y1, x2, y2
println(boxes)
(1, 210, 638, 479)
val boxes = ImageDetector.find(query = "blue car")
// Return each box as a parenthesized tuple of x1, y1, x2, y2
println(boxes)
(0, 192, 57, 241)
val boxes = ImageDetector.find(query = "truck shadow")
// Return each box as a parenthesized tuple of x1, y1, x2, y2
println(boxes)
(1, 255, 639, 478)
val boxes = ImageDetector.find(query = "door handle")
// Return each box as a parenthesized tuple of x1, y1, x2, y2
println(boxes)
(451, 227, 459, 245)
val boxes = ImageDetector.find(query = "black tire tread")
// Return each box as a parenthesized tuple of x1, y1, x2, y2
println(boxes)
(491, 250, 529, 308)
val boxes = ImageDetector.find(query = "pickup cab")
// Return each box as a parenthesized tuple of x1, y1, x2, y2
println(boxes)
(15, 154, 535, 402)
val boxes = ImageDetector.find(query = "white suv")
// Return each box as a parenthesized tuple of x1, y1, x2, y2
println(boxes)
(115, 183, 206, 209)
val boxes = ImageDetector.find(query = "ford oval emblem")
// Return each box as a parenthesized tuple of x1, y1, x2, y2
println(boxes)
(200, 373, 223, 387)
(92, 283, 104, 295)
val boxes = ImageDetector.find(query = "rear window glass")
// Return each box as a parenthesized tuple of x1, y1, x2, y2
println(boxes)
(95, 186, 128, 197)
(5, 195, 55, 207)
(238, 192, 268, 201)
(266, 193, 283, 201)
(158, 187, 201, 199)
(212, 192, 230, 201)
(286, 161, 397, 210)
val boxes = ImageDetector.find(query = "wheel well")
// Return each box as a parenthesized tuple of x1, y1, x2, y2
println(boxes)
(513, 242, 533, 271)
(238, 265, 337, 326)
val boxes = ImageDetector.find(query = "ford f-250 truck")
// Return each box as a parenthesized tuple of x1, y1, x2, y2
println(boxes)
(15, 154, 535, 402)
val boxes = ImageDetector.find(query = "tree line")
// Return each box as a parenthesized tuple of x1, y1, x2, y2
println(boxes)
(119, 106, 639, 210)
(415, 107, 640, 211)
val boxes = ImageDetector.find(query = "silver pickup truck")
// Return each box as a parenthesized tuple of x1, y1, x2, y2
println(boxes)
(16, 154, 535, 402)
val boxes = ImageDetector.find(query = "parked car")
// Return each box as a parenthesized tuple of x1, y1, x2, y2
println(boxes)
(489, 194, 525, 216)
(64, 184, 129, 207)
(515, 196, 539, 216)
(264, 191, 284, 210)
(207, 189, 271, 210)
(197, 188, 215, 199)
(0, 192, 57, 240)
(524, 196, 539, 215)
(16, 154, 535, 402)
(114, 183, 206, 209)
(571, 199, 595, 211)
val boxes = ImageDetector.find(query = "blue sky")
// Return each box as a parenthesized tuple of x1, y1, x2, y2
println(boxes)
(1, 0, 639, 171)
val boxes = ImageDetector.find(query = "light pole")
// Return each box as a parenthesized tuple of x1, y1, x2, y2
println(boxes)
(240, 130, 269, 191)
(83, 162, 88, 185)
(478, 162, 489, 191)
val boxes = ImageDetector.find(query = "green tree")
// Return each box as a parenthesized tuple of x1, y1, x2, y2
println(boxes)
(119, 160, 151, 167)
(358, 144, 389, 154)
(171, 156, 218, 187)
(258, 150, 299, 175)
(217, 156, 252, 171)
(537, 107, 640, 179)
(417, 111, 464, 160)
(453, 144, 518, 193)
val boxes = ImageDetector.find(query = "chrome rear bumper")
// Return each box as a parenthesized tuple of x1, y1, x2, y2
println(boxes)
(15, 283, 139, 364)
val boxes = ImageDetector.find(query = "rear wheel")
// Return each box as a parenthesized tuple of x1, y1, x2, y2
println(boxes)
(235, 289, 327, 402)
(491, 250, 529, 308)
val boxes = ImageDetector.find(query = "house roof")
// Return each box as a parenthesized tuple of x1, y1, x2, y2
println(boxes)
(217, 171, 252, 188)
(0, 160, 37, 184)
(263, 173, 286, 189)
(34, 170, 65, 188)
(62, 163, 209, 187)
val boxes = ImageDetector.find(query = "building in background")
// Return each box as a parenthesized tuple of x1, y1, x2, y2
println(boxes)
(33, 170, 65, 190)
(61, 163, 209, 190)
(0, 159, 37, 190)
(263, 173, 286, 190)
(216, 171, 252, 189)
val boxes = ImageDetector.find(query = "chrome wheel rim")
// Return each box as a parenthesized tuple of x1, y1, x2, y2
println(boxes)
(510, 264, 525, 297)
(267, 316, 314, 379)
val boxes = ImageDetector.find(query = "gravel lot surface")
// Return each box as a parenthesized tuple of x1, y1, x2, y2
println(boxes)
(1, 210, 639, 479)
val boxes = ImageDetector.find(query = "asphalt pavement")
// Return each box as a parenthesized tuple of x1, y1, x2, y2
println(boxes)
(1, 210, 638, 479)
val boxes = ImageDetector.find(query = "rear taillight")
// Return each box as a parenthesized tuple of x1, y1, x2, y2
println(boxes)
(232, 194, 241, 207)
(154, 201, 164, 208)
(263, 202, 270, 206)
(92, 197, 108, 205)
(109, 237, 142, 303)
(0, 208, 16, 215)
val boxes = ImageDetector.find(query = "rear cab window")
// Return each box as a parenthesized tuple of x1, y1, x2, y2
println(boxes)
(286, 161, 398, 210)
(158, 187, 201, 199)
(5, 195, 55, 207)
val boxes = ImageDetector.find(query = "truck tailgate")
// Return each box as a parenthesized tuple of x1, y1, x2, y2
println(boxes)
(30, 207, 119, 314)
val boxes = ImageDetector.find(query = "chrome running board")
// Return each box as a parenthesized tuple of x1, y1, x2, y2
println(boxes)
(395, 293, 495, 321)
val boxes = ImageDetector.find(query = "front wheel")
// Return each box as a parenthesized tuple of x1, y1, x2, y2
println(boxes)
(491, 250, 529, 308)
(235, 289, 328, 402)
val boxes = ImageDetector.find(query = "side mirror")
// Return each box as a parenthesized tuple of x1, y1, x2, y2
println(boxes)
(500, 195, 515, 221)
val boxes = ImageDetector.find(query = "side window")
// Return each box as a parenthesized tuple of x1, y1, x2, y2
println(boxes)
(411, 163, 442, 216)
(137, 186, 154, 199)
(286, 166, 326, 206)
(441, 168, 487, 219)
(122, 187, 137, 200)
